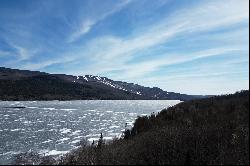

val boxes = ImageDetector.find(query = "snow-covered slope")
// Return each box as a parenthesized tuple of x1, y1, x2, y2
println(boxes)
(64, 74, 206, 101)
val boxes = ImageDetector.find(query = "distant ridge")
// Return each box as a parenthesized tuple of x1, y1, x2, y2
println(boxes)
(0, 67, 209, 101)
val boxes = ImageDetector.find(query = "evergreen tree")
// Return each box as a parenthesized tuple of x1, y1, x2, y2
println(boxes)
(97, 133, 104, 148)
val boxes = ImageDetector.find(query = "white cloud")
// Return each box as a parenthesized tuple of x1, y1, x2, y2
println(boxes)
(3, 39, 37, 61)
(18, 56, 76, 71)
(13, 45, 33, 61)
(11, 0, 247, 95)
(109, 46, 247, 79)
(67, 0, 132, 43)
(122, 59, 249, 95)
(0, 50, 10, 57)
(15, 0, 247, 75)
(80, 0, 248, 64)
(171, 0, 249, 33)
(67, 19, 96, 43)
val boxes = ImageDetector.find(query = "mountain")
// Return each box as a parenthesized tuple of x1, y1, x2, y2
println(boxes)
(0, 67, 208, 101)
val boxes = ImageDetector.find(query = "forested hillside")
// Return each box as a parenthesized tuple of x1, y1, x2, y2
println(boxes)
(0, 67, 207, 101)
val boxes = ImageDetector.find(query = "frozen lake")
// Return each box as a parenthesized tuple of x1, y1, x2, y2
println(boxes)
(0, 100, 181, 164)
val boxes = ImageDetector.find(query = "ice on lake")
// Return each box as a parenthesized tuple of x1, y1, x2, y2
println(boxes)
(0, 100, 181, 164)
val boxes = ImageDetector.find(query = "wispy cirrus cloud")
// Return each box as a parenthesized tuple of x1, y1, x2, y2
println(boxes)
(18, 56, 76, 71)
(67, 20, 96, 43)
(87, 0, 247, 56)
(12, 44, 34, 61)
(0, 0, 248, 95)
(67, 0, 132, 43)
(74, 0, 248, 76)
(0, 50, 10, 57)
(118, 47, 247, 79)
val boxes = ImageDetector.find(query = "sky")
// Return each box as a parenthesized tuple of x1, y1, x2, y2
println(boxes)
(0, 0, 249, 95)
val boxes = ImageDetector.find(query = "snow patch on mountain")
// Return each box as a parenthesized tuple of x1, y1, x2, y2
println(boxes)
(136, 92, 142, 95)
(70, 75, 177, 98)
(81, 75, 137, 94)
(83, 76, 88, 82)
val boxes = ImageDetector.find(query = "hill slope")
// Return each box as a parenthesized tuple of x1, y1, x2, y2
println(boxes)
(63, 90, 249, 165)
(58, 90, 248, 165)
(0, 67, 207, 100)
(14, 90, 249, 165)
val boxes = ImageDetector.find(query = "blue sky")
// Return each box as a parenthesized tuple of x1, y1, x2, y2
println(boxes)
(0, 0, 249, 95)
